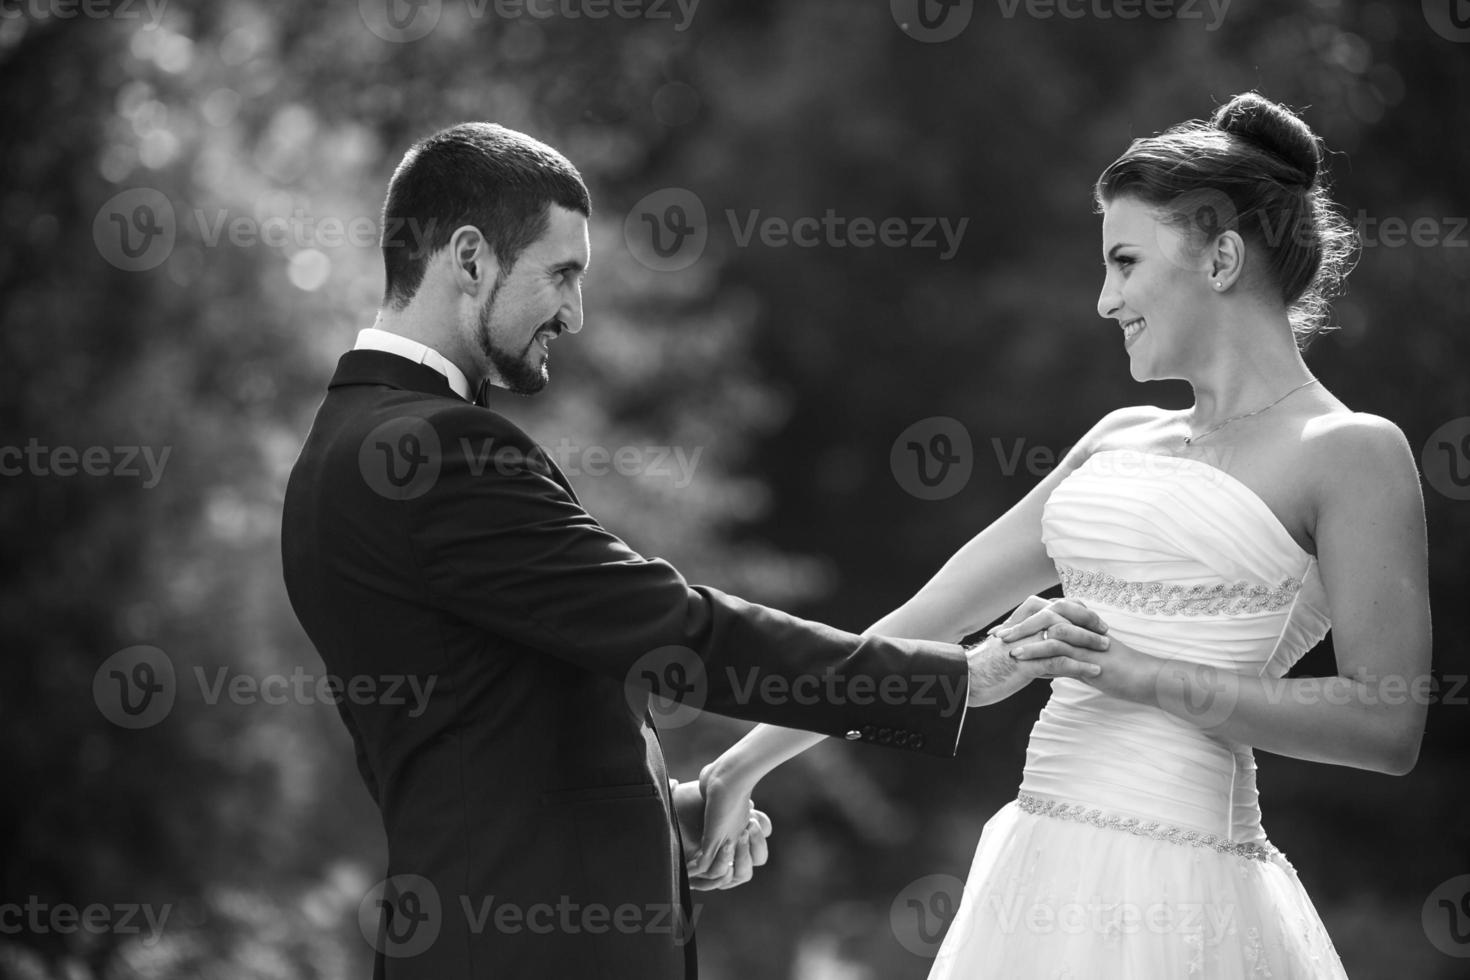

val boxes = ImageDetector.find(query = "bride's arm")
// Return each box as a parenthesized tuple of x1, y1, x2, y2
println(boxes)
(700, 459, 1074, 794)
(1049, 414, 1431, 775)
(689, 410, 1147, 867)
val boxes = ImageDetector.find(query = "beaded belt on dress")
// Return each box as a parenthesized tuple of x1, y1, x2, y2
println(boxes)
(1017, 792, 1281, 862)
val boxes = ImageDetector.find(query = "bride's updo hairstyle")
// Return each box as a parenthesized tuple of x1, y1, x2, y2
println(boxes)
(1095, 93, 1358, 348)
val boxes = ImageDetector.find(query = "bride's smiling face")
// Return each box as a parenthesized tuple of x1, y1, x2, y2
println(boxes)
(1096, 195, 1217, 382)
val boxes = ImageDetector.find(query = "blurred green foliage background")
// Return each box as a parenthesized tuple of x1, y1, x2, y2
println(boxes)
(1, 0, 1467, 977)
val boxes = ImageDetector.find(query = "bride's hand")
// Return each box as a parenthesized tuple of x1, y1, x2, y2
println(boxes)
(687, 762, 771, 889)
(991, 595, 1110, 645)
(1007, 623, 1161, 704)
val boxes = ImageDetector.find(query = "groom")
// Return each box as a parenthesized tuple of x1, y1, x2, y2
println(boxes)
(280, 122, 1109, 979)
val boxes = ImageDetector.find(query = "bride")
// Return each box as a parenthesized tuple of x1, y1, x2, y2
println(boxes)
(689, 92, 1430, 977)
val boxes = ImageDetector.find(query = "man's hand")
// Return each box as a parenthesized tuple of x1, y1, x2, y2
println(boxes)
(966, 596, 1112, 707)
(672, 777, 771, 891)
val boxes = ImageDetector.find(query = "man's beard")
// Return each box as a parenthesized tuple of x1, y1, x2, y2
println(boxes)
(476, 281, 549, 396)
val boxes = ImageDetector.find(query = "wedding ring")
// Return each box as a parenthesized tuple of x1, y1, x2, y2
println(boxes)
(1041, 628, 1049, 642)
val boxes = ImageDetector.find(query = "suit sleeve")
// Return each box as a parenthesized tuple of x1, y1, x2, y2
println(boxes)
(407, 406, 969, 757)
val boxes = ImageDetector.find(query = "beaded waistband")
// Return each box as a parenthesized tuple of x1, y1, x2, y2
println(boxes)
(1016, 792, 1281, 862)
(1055, 563, 1303, 616)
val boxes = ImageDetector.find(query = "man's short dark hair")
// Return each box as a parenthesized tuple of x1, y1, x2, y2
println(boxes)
(380, 122, 591, 309)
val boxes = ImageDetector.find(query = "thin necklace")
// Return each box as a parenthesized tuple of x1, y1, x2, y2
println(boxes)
(1184, 378, 1319, 447)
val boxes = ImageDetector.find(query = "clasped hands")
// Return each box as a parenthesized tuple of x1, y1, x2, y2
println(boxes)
(676, 596, 1151, 890)
(672, 770, 771, 891)
(977, 594, 1163, 705)
(966, 595, 1149, 706)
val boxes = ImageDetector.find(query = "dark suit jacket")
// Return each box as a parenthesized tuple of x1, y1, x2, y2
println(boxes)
(280, 350, 969, 978)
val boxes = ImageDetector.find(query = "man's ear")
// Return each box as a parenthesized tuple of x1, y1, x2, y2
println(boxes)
(447, 225, 498, 297)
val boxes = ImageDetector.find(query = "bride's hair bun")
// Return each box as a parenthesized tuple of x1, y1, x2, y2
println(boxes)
(1211, 93, 1320, 187)
(1095, 92, 1359, 349)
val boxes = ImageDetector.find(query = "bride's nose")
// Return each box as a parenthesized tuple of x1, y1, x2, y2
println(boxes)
(1097, 277, 1121, 320)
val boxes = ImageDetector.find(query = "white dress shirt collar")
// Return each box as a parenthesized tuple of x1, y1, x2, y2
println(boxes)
(353, 328, 474, 402)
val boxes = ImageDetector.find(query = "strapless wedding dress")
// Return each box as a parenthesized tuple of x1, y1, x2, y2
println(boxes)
(930, 449, 1347, 979)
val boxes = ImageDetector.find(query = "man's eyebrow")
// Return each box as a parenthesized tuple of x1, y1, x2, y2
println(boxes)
(551, 258, 588, 274)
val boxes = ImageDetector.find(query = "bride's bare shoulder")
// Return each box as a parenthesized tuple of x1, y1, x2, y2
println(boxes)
(1300, 410, 1418, 489)
(1074, 404, 1183, 456)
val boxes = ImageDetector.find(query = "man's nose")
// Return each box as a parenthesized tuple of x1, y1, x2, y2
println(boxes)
(562, 286, 584, 334)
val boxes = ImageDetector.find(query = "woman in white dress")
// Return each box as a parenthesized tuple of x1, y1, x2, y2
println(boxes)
(690, 93, 1431, 977)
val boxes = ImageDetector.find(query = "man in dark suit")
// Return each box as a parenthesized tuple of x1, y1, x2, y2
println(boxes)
(281, 123, 1108, 978)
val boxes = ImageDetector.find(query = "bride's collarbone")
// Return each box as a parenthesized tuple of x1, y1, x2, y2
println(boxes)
(1090, 419, 1319, 558)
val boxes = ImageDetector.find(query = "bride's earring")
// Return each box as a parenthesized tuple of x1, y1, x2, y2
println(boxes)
(1214, 281, 1223, 290)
